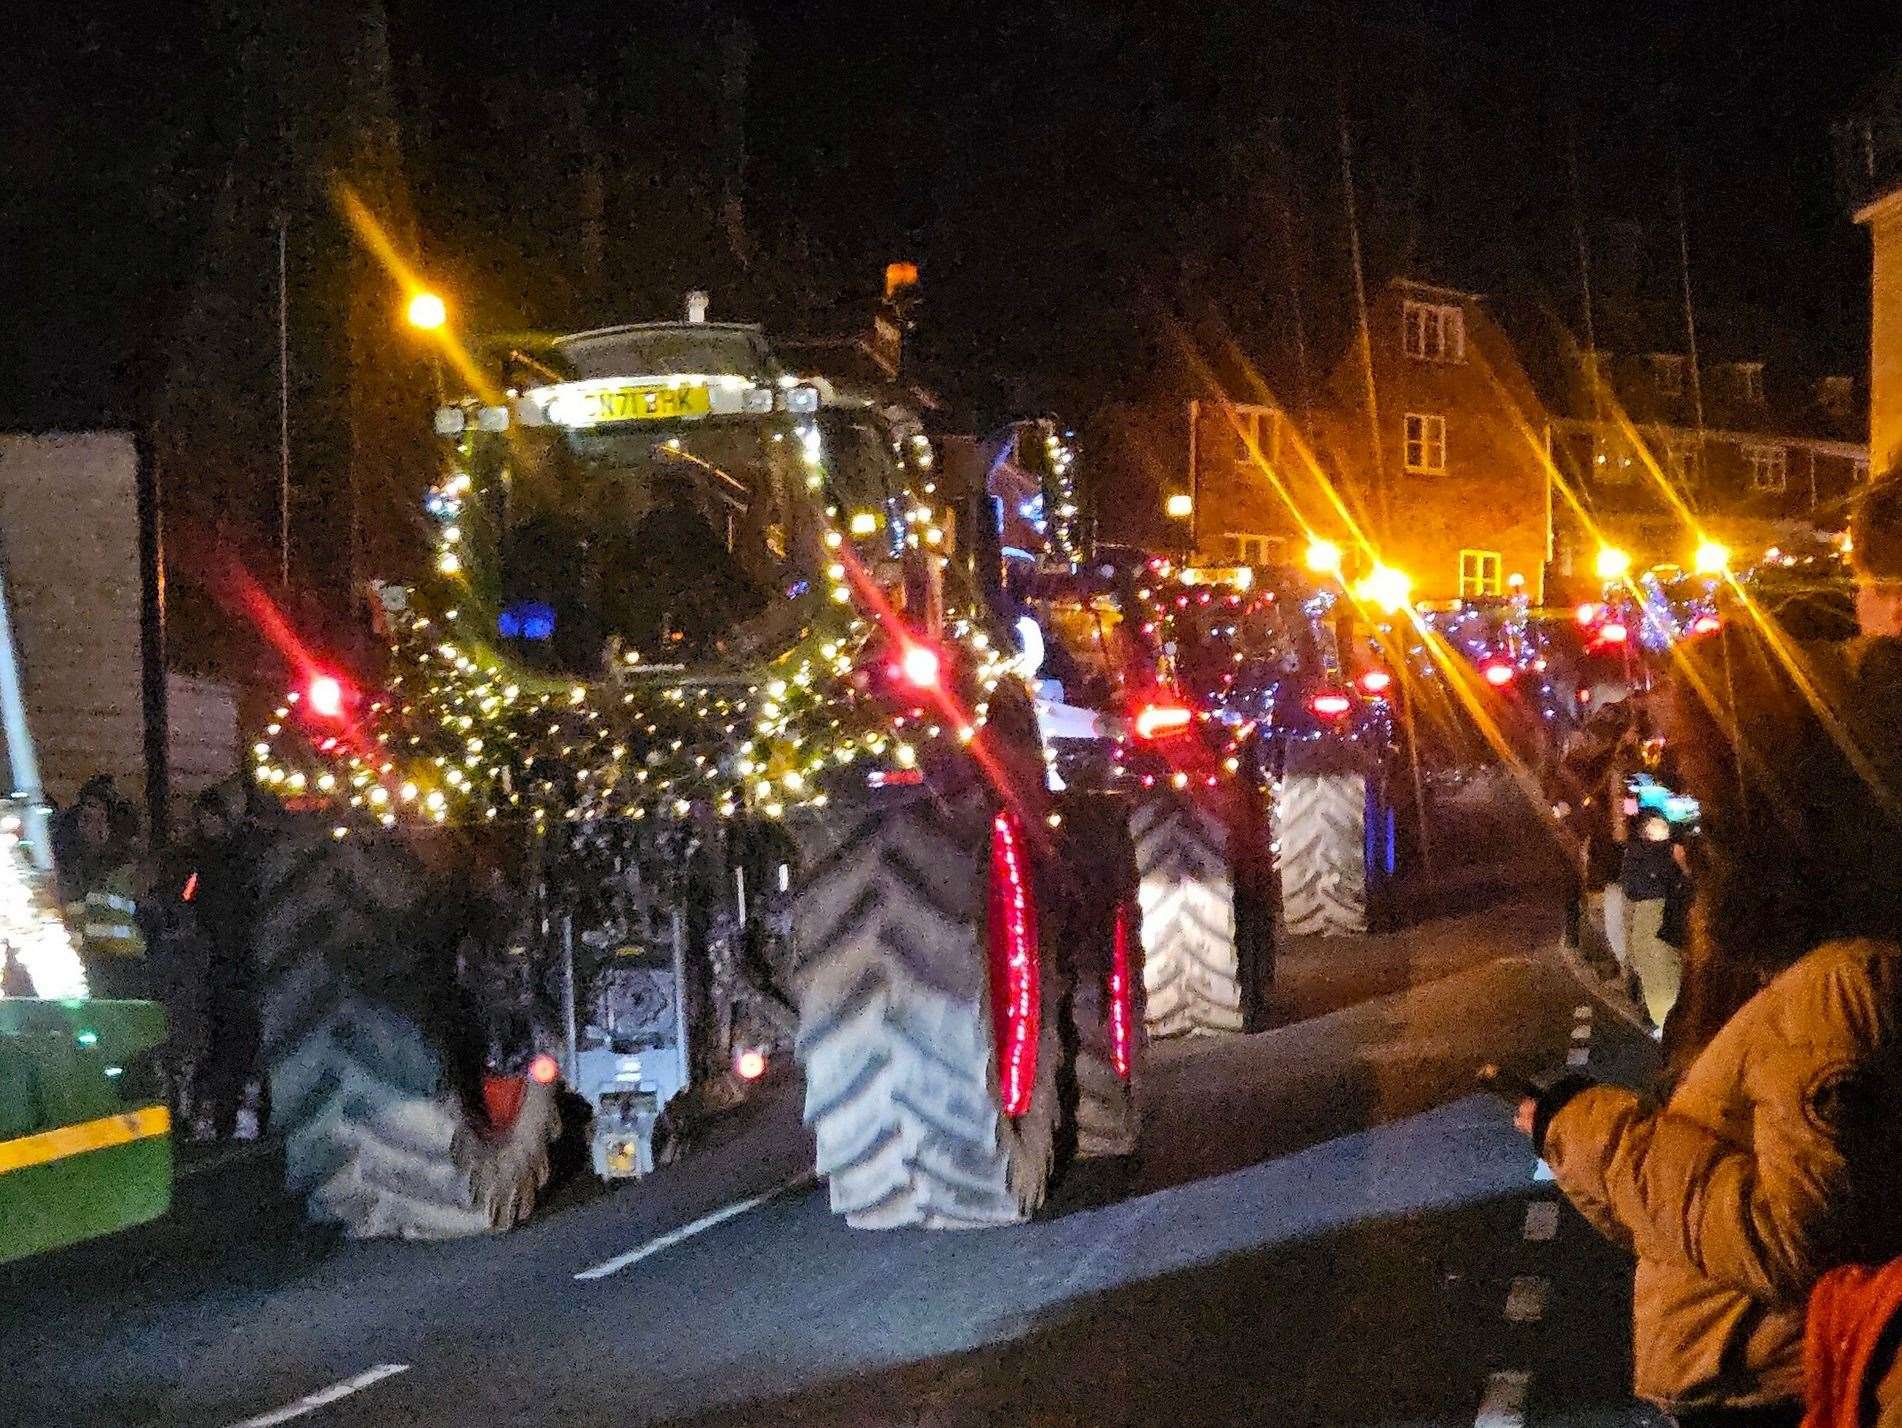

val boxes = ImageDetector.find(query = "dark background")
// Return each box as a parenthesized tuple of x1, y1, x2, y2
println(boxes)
(4, 0, 1899, 656)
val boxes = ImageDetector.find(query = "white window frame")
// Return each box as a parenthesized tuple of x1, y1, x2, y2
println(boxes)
(1736, 364, 1765, 404)
(1221, 532, 1276, 565)
(1458, 549, 1503, 597)
(1403, 413, 1446, 474)
(1230, 406, 1278, 467)
(1402, 300, 1465, 363)
(1650, 355, 1685, 397)
(1744, 443, 1788, 492)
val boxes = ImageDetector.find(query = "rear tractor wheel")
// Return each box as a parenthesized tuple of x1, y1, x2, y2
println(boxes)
(254, 824, 559, 1239)
(790, 792, 1066, 1228)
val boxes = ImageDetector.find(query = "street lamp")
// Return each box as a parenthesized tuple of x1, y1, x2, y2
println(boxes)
(1693, 540, 1731, 576)
(406, 290, 447, 331)
(1164, 492, 1194, 521)
(1594, 545, 1632, 581)
(1305, 538, 1343, 575)
(1355, 563, 1413, 615)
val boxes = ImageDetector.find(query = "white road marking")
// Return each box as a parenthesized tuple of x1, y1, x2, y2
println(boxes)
(1573, 1004, 1592, 1019)
(1566, 1046, 1590, 1067)
(1533, 1159, 1554, 1181)
(1475, 1368, 1530, 1427)
(226, 1364, 409, 1427)
(1570, 1023, 1591, 1040)
(1522, 1201, 1560, 1242)
(575, 1172, 816, 1281)
(1503, 1275, 1550, 1323)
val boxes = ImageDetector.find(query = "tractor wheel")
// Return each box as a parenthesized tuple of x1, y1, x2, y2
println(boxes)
(1055, 797, 1142, 1158)
(253, 824, 558, 1239)
(1132, 792, 1247, 1038)
(1277, 752, 1379, 937)
(790, 791, 1065, 1229)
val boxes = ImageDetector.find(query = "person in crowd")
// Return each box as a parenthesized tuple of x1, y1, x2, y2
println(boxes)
(184, 780, 263, 1141)
(1616, 798, 1685, 1032)
(1515, 619, 1902, 1426)
(56, 776, 146, 997)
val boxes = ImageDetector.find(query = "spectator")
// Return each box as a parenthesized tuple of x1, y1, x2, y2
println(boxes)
(184, 780, 263, 1141)
(1616, 800, 1683, 1031)
(55, 776, 146, 998)
(1516, 625, 1902, 1425)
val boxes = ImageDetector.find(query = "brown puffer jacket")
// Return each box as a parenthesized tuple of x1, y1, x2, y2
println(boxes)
(1544, 938, 1902, 1414)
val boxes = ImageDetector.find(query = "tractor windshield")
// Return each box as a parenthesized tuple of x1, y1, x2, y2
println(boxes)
(488, 325, 840, 674)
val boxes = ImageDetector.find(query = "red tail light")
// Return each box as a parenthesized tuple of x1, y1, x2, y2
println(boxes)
(1134, 701, 1195, 740)
(898, 644, 941, 689)
(1309, 691, 1352, 717)
(1356, 668, 1393, 696)
(1596, 621, 1629, 646)
(1481, 659, 1515, 688)
(307, 674, 346, 719)
(1690, 614, 1721, 636)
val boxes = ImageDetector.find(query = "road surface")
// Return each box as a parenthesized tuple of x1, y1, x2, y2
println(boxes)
(3, 794, 1666, 1426)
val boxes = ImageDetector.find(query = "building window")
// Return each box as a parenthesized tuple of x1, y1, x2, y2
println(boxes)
(1734, 363, 1765, 404)
(1665, 434, 1701, 487)
(1459, 549, 1503, 597)
(1745, 444, 1788, 492)
(1402, 300, 1465, 362)
(1222, 532, 1277, 565)
(1230, 406, 1278, 467)
(1650, 354, 1685, 397)
(1855, 458, 1872, 484)
(1404, 413, 1446, 473)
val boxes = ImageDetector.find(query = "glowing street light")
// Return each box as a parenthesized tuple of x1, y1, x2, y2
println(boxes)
(406, 290, 448, 331)
(1594, 546, 1632, 581)
(1305, 538, 1344, 575)
(1164, 492, 1194, 520)
(1355, 563, 1413, 615)
(1693, 540, 1731, 576)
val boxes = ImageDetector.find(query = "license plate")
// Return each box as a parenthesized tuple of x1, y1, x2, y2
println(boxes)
(590, 384, 711, 423)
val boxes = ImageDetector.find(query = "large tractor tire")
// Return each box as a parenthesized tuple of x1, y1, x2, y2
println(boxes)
(1053, 797, 1142, 1158)
(790, 791, 1066, 1229)
(1132, 792, 1254, 1038)
(1277, 748, 1392, 937)
(254, 824, 558, 1239)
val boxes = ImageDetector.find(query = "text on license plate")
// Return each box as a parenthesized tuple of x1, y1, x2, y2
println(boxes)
(591, 385, 711, 423)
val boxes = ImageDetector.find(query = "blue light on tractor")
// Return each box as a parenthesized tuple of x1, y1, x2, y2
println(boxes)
(499, 601, 556, 641)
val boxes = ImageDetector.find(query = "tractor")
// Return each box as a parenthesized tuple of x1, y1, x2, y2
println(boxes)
(249, 305, 1142, 1234)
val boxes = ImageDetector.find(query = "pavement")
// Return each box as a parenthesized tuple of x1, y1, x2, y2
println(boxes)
(2, 782, 1671, 1427)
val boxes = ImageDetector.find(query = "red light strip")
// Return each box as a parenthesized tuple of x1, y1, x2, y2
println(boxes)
(988, 810, 1041, 1117)
(1109, 903, 1134, 1081)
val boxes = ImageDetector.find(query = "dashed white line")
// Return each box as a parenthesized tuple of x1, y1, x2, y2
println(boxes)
(1569, 1023, 1592, 1041)
(1573, 1004, 1592, 1020)
(1503, 1275, 1550, 1323)
(1475, 1368, 1530, 1426)
(1522, 1201, 1560, 1242)
(1566, 1046, 1590, 1067)
(574, 1171, 816, 1281)
(226, 1364, 409, 1428)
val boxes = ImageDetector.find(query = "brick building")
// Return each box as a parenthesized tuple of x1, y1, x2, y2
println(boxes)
(1189, 278, 1552, 602)
(1544, 348, 1867, 591)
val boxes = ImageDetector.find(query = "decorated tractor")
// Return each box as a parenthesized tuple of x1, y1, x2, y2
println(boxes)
(250, 310, 1143, 1234)
(1010, 557, 1274, 1042)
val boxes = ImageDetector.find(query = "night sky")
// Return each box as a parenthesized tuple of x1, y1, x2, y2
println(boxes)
(5, 2, 1900, 494)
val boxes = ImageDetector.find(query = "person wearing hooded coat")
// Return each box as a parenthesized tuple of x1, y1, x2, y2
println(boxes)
(1519, 625, 1902, 1426)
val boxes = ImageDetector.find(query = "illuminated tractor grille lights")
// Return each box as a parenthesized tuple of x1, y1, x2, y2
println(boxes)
(1109, 902, 1135, 1081)
(988, 810, 1041, 1118)
(254, 425, 1015, 825)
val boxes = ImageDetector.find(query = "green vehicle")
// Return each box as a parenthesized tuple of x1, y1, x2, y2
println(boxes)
(0, 553, 171, 1263)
